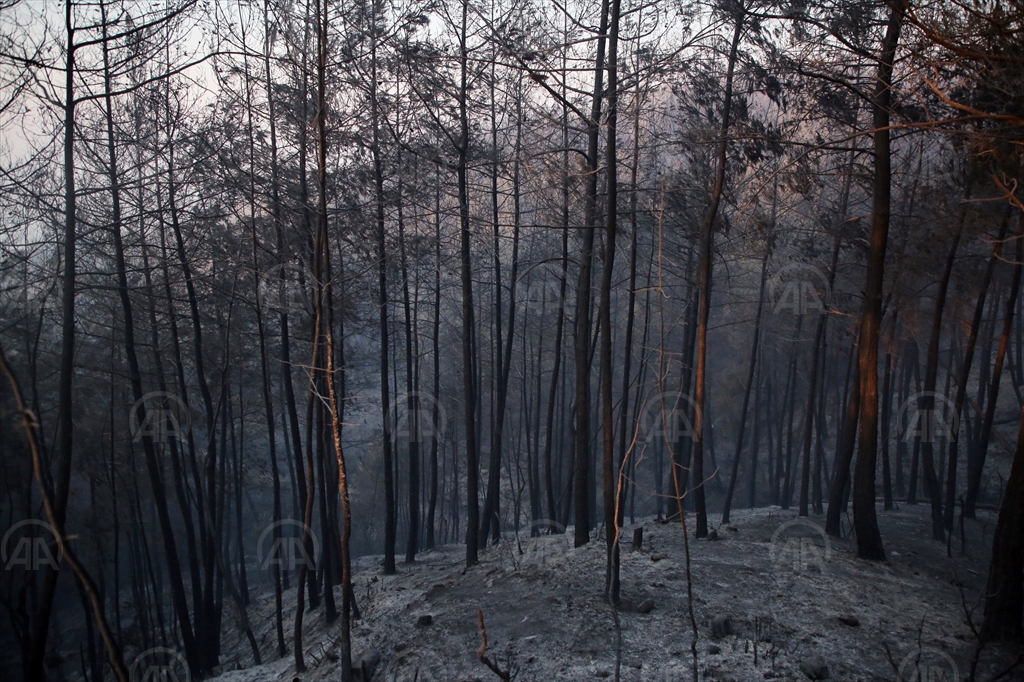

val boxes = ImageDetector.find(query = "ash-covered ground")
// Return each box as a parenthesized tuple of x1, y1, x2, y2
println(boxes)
(205, 505, 1022, 681)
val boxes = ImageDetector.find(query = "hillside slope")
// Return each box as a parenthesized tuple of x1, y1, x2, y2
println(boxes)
(209, 506, 1021, 681)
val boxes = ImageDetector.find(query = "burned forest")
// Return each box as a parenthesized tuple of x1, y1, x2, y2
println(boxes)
(1, 0, 1023, 680)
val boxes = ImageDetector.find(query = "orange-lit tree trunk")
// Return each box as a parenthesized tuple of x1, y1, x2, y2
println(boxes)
(693, 8, 744, 538)
(852, 0, 904, 560)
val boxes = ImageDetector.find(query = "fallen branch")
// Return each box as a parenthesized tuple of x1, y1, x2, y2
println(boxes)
(0, 342, 128, 682)
(477, 609, 515, 681)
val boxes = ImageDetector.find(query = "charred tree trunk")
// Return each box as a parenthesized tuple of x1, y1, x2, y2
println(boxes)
(573, 0, 611, 548)
(368, 13, 397, 574)
(262, 0, 287, 655)
(968, 213, 1023, 518)
(457, 0, 481, 567)
(801, 231, 843, 515)
(693, 9, 744, 538)
(917, 186, 969, 541)
(852, 1, 903, 560)
(601, 0, 622, 605)
(616, 84, 644, 531)
(398, 156, 421, 563)
(880, 320, 896, 511)
(722, 248, 769, 523)
(100, 25, 199, 675)
(981, 401, 1024, 642)
(26, 6, 79, 677)
(543, 51, 572, 532)
(826, 329, 860, 537)
(427, 170, 442, 549)
(313, 2, 353, 665)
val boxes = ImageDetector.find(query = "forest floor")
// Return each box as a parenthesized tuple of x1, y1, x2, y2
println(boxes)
(208, 504, 1024, 682)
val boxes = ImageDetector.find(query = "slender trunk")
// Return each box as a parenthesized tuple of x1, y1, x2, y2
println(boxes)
(543, 52, 572, 532)
(232, 386, 248, 606)
(693, 11, 744, 538)
(630, 241, 656, 522)
(601, 0, 622, 605)
(313, 2, 352, 665)
(574, 0, 611, 547)
(676, 245, 699, 510)
(853, 1, 904, 560)
(880, 319, 896, 511)
(315, 396, 338, 619)
(262, 0, 287, 655)
(101, 23, 199, 674)
(481, 36, 503, 546)
(154, 182, 207, 625)
(781, 337, 800, 508)
(981, 401, 1024, 642)
(800, 231, 843, 515)
(368, 17, 397, 574)
(766, 372, 777, 504)
(826, 330, 860, 537)
(480, 76, 523, 548)
(971, 295, 998, 469)
(616, 85, 644, 530)
(813, 353, 830, 513)
(20, 9, 128, 675)
(398, 157, 421, 563)
(722, 248, 770, 523)
(917, 205, 968, 540)
(27, 7, 78, 677)
(294, 281, 321, 673)
(895, 340, 911, 497)
(456, 0, 480, 567)
(427, 171, 442, 549)
(162, 61, 224, 664)
(281, 8, 311, 600)
(168, 156, 221, 671)
(748, 361, 763, 508)
(530, 293, 545, 530)
(962, 212, 1019, 516)
(907, 343, 922, 503)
